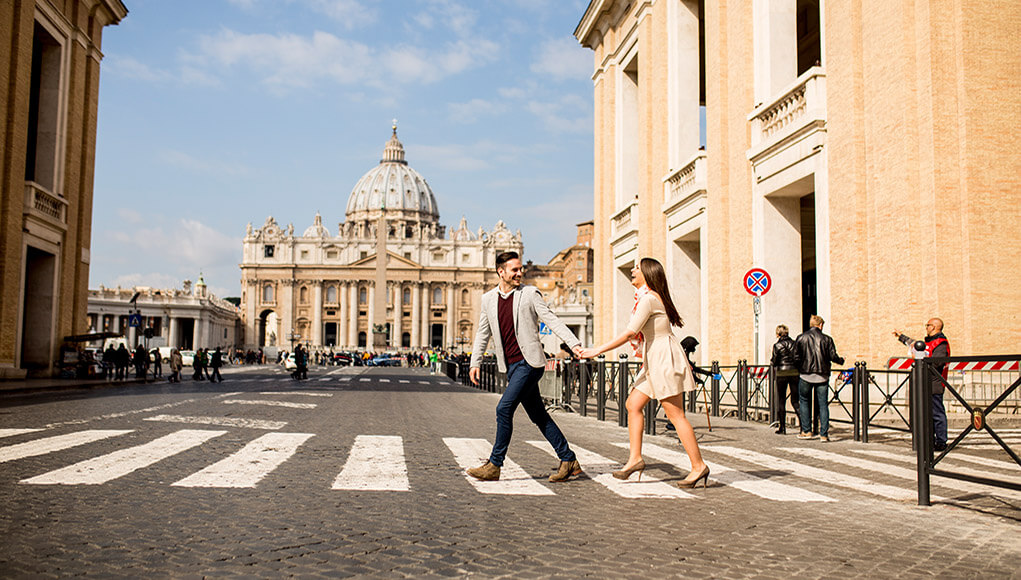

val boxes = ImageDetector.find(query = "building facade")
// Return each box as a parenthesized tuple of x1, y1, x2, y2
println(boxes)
(0, 0, 128, 378)
(240, 126, 524, 352)
(576, 0, 1021, 365)
(87, 278, 242, 351)
(522, 221, 595, 353)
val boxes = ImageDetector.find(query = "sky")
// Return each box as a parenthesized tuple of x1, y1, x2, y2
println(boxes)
(90, 0, 595, 299)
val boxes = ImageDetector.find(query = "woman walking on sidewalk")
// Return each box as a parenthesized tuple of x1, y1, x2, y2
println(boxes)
(579, 257, 709, 489)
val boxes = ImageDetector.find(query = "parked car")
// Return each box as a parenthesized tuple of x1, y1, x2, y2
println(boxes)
(180, 350, 196, 367)
(368, 354, 402, 367)
(332, 353, 353, 366)
(281, 353, 297, 371)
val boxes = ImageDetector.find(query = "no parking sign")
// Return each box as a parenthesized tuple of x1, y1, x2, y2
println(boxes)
(743, 268, 771, 296)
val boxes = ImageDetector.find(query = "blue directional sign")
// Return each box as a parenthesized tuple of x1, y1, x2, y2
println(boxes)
(128, 313, 142, 328)
(743, 268, 771, 296)
(538, 322, 552, 335)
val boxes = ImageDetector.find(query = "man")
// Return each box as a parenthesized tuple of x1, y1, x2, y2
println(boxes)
(210, 347, 224, 383)
(794, 315, 845, 442)
(770, 325, 800, 434)
(467, 251, 585, 483)
(892, 318, 950, 451)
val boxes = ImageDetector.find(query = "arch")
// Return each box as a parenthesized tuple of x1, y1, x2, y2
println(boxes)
(299, 286, 309, 304)
(461, 288, 470, 306)
(359, 287, 367, 305)
(358, 331, 367, 348)
(262, 283, 274, 303)
(401, 332, 411, 348)
(402, 286, 411, 304)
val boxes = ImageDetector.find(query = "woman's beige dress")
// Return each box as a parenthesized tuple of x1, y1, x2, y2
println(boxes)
(627, 293, 696, 400)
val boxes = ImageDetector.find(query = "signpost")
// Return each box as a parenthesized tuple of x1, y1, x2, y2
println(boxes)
(743, 268, 772, 364)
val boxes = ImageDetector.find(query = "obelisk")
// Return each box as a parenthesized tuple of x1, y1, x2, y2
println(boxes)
(372, 204, 387, 348)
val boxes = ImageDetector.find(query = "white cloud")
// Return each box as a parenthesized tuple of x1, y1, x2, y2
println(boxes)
(105, 56, 173, 83)
(447, 98, 506, 123)
(159, 149, 254, 177)
(116, 208, 144, 225)
(527, 94, 592, 134)
(227, 0, 377, 29)
(531, 36, 592, 82)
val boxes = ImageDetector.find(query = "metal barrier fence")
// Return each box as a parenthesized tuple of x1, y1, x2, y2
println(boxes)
(446, 355, 1020, 445)
(913, 354, 1021, 505)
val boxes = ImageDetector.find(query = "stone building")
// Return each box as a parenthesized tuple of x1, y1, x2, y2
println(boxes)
(0, 0, 127, 377)
(575, 0, 1021, 365)
(87, 277, 242, 351)
(522, 221, 595, 353)
(240, 125, 524, 352)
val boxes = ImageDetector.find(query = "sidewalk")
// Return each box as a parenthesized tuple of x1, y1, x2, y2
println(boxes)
(0, 374, 148, 394)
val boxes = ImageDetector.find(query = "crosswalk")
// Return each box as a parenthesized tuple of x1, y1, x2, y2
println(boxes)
(2, 426, 1017, 502)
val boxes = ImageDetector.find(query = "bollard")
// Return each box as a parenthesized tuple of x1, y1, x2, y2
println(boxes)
(645, 398, 656, 435)
(768, 364, 777, 426)
(852, 362, 861, 442)
(861, 362, 871, 443)
(618, 354, 629, 427)
(711, 361, 721, 417)
(579, 360, 590, 417)
(911, 360, 932, 506)
(597, 355, 607, 421)
(737, 360, 748, 421)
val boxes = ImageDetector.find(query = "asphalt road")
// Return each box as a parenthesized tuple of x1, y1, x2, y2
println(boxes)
(0, 365, 1018, 579)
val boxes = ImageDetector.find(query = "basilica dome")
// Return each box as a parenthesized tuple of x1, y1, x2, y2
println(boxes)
(344, 125, 440, 224)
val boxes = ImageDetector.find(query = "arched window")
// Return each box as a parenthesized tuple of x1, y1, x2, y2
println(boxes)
(433, 287, 443, 304)
(325, 285, 337, 303)
(359, 287, 367, 305)
(461, 288, 470, 306)
(299, 286, 308, 304)
(402, 287, 411, 304)
(263, 284, 274, 303)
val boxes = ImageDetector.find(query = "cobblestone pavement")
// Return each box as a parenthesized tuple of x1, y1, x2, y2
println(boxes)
(0, 365, 1018, 579)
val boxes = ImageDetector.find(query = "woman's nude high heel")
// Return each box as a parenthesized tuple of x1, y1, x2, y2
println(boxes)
(612, 460, 646, 481)
(676, 465, 710, 489)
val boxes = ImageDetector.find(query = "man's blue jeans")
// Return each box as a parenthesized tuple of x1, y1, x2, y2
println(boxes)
(798, 378, 830, 437)
(489, 360, 576, 467)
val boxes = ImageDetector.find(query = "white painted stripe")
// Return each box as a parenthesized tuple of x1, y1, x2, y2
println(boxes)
(261, 378, 276, 382)
(528, 441, 694, 499)
(339, 377, 351, 381)
(173, 433, 314, 488)
(144, 415, 287, 430)
(222, 399, 317, 409)
(418, 381, 429, 384)
(849, 449, 1021, 485)
(256, 392, 333, 397)
(707, 446, 919, 502)
(42, 393, 238, 429)
(615, 442, 833, 503)
(443, 437, 554, 496)
(0, 429, 44, 439)
(399, 380, 410, 384)
(0, 430, 132, 463)
(359, 379, 371, 382)
(22, 430, 226, 485)
(318, 378, 331, 382)
(379, 379, 390, 383)
(332, 435, 410, 492)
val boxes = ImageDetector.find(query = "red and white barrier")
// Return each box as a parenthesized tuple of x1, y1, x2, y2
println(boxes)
(887, 357, 1019, 372)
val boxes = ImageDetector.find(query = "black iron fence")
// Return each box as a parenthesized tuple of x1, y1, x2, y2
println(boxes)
(446, 355, 1020, 446)
(912, 354, 1021, 505)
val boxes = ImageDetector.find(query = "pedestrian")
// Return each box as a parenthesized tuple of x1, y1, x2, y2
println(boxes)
(580, 258, 709, 488)
(770, 324, 800, 434)
(892, 318, 950, 451)
(103, 344, 117, 379)
(150, 347, 162, 379)
(210, 346, 224, 383)
(133, 344, 148, 379)
(169, 348, 183, 383)
(193, 348, 206, 381)
(794, 315, 845, 442)
(467, 251, 585, 483)
(116, 343, 130, 380)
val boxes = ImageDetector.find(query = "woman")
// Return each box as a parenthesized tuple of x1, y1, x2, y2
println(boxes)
(579, 257, 710, 488)
(169, 348, 183, 383)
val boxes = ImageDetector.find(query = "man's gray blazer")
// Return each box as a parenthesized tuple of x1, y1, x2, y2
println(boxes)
(469, 285, 581, 373)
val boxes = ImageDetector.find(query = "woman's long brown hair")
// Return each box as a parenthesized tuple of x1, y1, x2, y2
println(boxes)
(639, 257, 684, 328)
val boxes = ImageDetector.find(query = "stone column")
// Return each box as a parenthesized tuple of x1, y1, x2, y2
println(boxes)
(169, 316, 179, 348)
(421, 283, 432, 347)
(280, 279, 295, 347)
(245, 279, 258, 350)
(348, 284, 359, 347)
(312, 280, 323, 346)
(411, 282, 421, 348)
(393, 282, 403, 348)
(446, 282, 456, 350)
(192, 318, 202, 350)
(339, 282, 349, 349)
(128, 324, 137, 348)
(367, 284, 375, 348)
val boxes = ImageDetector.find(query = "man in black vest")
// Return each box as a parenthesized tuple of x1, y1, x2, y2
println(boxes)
(893, 318, 950, 451)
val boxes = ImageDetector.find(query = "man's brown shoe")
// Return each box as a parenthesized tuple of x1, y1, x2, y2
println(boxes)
(549, 459, 582, 482)
(466, 461, 500, 481)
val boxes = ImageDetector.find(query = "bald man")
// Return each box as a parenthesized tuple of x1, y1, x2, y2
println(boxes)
(892, 318, 950, 451)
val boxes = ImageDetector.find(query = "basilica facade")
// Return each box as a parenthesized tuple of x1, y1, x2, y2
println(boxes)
(240, 126, 523, 351)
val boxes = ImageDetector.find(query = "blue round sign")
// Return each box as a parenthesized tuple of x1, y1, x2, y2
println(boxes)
(743, 268, 771, 296)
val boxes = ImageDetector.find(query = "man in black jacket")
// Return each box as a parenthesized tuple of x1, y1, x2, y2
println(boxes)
(770, 325, 799, 434)
(795, 315, 845, 441)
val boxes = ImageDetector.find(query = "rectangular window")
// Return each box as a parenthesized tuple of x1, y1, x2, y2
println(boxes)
(326, 250, 338, 259)
(433, 252, 444, 261)
(300, 250, 309, 259)
(264, 245, 275, 258)
(25, 22, 63, 192)
(462, 253, 470, 263)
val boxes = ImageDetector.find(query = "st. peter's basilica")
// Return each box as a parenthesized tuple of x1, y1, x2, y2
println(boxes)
(240, 125, 523, 351)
